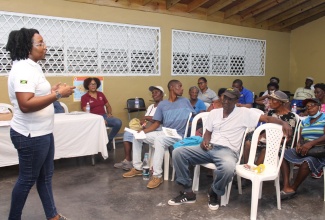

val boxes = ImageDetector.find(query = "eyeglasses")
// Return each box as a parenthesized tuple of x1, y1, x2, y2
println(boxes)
(89, 83, 97, 86)
(33, 41, 46, 47)
(269, 97, 280, 102)
(197, 82, 205, 85)
(305, 103, 318, 108)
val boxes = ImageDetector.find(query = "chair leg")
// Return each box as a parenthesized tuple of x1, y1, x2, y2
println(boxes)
(258, 182, 263, 199)
(112, 138, 116, 150)
(171, 166, 175, 181)
(226, 179, 233, 205)
(192, 165, 201, 191)
(237, 175, 243, 195)
(323, 166, 325, 201)
(164, 150, 169, 181)
(250, 181, 261, 220)
(289, 163, 294, 180)
(220, 185, 228, 206)
(275, 176, 281, 210)
(148, 145, 154, 169)
(91, 155, 95, 166)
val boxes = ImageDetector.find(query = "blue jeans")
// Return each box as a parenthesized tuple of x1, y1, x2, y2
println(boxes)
(172, 144, 238, 196)
(9, 129, 57, 220)
(102, 114, 122, 141)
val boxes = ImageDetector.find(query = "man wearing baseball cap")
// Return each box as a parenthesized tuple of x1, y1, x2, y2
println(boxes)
(114, 85, 164, 171)
(168, 87, 292, 211)
(123, 80, 196, 189)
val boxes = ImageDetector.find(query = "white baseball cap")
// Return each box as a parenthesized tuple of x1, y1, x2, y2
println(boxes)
(149, 86, 164, 94)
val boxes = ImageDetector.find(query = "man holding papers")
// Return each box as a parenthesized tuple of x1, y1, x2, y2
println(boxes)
(123, 80, 195, 189)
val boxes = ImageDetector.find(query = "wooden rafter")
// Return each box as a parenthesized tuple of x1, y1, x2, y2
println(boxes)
(240, 0, 286, 21)
(284, 10, 325, 31)
(224, 0, 261, 18)
(265, 0, 325, 28)
(142, 0, 153, 6)
(166, 0, 182, 9)
(255, 0, 308, 23)
(269, 3, 325, 30)
(187, 0, 210, 13)
(64, 0, 325, 32)
(207, 0, 234, 16)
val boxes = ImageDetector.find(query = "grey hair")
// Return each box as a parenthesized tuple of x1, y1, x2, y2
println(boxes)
(189, 86, 199, 92)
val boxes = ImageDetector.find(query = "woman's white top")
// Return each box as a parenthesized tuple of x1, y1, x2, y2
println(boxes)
(8, 59, 54, 137)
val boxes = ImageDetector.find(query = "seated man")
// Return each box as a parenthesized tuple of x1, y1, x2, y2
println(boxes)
(291, 77, 315, 113)
(123, 80, 195, 189)
(114, 86, 165, 171)
(232, 79, 254, 108)
(168, 88, 292, 210)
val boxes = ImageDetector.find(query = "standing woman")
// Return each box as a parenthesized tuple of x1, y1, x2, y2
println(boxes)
(81, 77, 122, 149)
(6, 28, 75, 219)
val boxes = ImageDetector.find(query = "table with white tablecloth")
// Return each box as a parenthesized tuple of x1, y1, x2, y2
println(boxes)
(0, 112, 108, 167)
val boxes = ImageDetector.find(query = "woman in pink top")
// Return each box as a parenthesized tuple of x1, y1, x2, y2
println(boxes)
(81, 77, 122, 149)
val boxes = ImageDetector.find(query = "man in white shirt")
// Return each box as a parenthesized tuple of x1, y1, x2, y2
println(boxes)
(168, 88, 292, 211)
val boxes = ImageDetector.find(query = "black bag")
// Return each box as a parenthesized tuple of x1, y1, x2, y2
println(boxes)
(306, 145, 325, 158)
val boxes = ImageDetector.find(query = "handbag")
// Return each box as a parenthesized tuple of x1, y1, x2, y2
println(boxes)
(306, 145, 325, 158)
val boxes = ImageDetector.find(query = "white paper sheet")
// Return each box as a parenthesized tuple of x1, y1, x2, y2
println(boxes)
(124, 127, 147, 139)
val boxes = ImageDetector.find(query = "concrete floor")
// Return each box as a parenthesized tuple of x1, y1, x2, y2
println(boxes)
(1, 142, 325, 220)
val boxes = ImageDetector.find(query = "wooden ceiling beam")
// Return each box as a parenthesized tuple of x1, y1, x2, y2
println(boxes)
(166, 0, 182, 10)
(187, 0, 210, 13)
(284, 11, 325, 31)
(207, 0, 234, 16)
(270, 3, 325, 31)
(142, 0, 153, 6)
(240, 0, 286, 21)
(255, 0, 308, 23)
(265, 0, 325, 27)
(224, 0, 261, 19)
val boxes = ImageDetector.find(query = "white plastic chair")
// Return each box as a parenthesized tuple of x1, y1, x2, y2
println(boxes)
(288, 113, 301, 179)
(236, 123, 287, 220)
(149, 112, 192, 181)
(0, 103, 14, 113)
(191, 111, 249, 206)
(59, 101, 69, 113)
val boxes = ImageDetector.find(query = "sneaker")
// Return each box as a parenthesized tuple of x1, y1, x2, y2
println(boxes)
(147, 176, 163, 189)
(114, 159, 132, 169)
(123, 168, 142, 178)
(208, 188, 219, 211)
(122, 162, 133, 171)
(58, 214, 69, 220)
(311, 169, 323, 179)
(168, 191, 196, 205)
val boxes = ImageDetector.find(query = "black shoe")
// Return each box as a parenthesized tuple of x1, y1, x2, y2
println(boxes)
(168, 191, 196, 206)
(107, 140, 113, 151)
(208, 188, 219, 211)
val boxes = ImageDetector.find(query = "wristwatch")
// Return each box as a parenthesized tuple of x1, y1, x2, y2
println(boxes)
(55, 90, 62, 100)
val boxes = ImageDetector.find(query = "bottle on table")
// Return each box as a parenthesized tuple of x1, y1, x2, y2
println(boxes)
(86, 102, 90, 113)
(291, 103, 297, 113)
(142, 153, 150, 180)
(135, 97, 140, 109)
